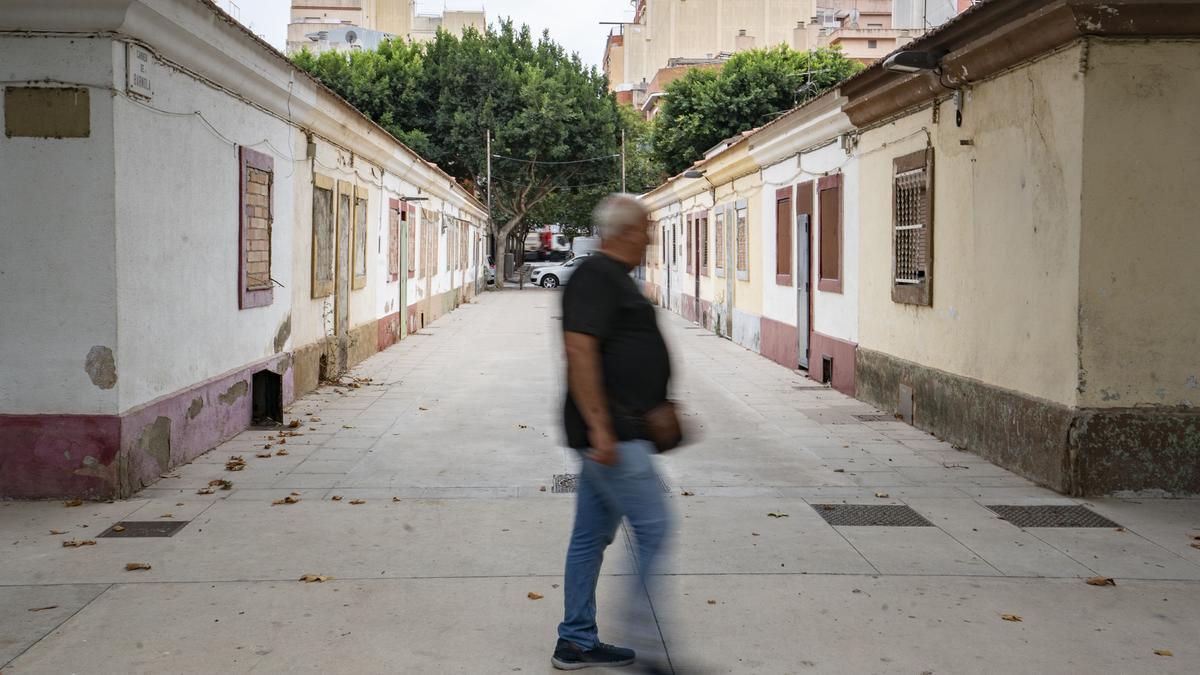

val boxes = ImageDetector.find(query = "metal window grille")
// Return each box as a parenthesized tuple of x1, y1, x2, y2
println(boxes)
(736, 207, 748, 272)
(894, 167, 928, 285)
(388, 205, 400, 281)
(700, 216, 709, 270)
(714, 210, 726, 271)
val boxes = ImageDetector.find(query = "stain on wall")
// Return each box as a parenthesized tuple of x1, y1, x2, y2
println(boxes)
(84, 346, 117, 389)
(273, 314, 292, 353)
(186, 397, 204, 419)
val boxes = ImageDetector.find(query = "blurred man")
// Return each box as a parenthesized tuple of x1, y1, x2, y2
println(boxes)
(552, 194, 673, 673)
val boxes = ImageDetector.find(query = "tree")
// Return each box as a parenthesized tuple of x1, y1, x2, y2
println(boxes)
(294, 22, 630, 287)
(650, 46, 864, 176)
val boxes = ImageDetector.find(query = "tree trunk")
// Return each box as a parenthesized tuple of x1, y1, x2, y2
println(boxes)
(490, 213, 527, 290)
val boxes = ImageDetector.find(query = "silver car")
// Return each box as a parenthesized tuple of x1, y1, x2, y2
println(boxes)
(529, 254, 590, 288)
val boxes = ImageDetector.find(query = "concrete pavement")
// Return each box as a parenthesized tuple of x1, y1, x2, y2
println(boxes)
(2, 288, 1199, 674)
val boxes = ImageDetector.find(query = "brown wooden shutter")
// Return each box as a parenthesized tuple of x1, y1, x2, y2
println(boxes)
(775, 186, 793, 285)
(818, 174, 842, 293)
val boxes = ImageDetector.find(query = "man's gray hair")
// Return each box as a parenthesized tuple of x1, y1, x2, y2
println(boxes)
(593, 193, 648, 240)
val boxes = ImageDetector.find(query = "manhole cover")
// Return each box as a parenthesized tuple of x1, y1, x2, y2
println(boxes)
(811, 504, 933, 527)
(98, 521, 190, 538)
(853, 414, 896, 422)
(552, 474, 670, 494)
(984, 505, 1120, 528)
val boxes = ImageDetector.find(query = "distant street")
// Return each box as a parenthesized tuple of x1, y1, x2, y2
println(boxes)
(2, 289, 1198, 674)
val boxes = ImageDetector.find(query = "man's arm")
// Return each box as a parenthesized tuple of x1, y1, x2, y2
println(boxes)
(564, 331, 618, 466)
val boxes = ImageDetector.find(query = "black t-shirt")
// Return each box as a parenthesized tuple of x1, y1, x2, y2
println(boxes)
(562, 253, 671, 449)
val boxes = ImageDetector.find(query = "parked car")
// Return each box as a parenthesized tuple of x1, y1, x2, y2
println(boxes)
(485, 256, 496, 285)
(530, 254, 591, 288)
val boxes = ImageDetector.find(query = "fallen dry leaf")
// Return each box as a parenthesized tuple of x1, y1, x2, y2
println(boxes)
(62, 539, 96, 548)
(207, 479, 233, 491)
(767, 512, 788, 518)
(288, 419, 301, 428)
(225, 456, 246, 471)
(943, 464, 969, 469)
(1086, 576, 1116, 587)
(256, 452, 272, 458)
(263, 444, 272, 450)
(517, 424, 528, 429)
(310, 417, 321, 422)
(875, 491, 890, 498)
(418, 407, 428, 412)
(751, 532, 760, 536)
(125, 562, 152, 571)
(681, 490, 695, 496)
(331, 495, 343, 501)
(290, 492, 301, 496)
(299, 574, 332, 583)
(342, 425, 354, 429)
(1153, 649, 1173, 657)
(112, 525, 126, 533)
(160, 513, 173, 518)
(196, 487, 215, 495)
(27, 605, 59, 612)
(1001, 614, 1023, 622)
(278, 438, 287, 445)
(527, 592, 544, 600)
(63, 499, 83, 508)
(276, 449, 289, 456)
(349, 499, 366, 505)
(1190, 543, 1200, 550)
(1114, 527, 1125, 532)
(272, 496, 300, 506)
(833, 468, 846, 473)
(707, 599, 716, 605)
(49, 529, 67, 535)
(392, 497, 402, 502)
(539, 485, 547, 492)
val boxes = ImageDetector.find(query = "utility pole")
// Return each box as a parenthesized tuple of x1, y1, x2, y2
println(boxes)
(620, 128, 627, 193)
(486, 128, 493, 254)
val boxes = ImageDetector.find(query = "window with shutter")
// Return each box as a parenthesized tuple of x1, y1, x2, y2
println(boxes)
(406, 206, 416, 278)
(311, 174, 335, 298)
(685, 214, 693, 274)
(388, 199, 401, 282)
(818, 174, 842, 293)
(352, 187, 368, 290)
(775, 187, 793, 285)
(699, 213, 709, 276)
(239, 146, 274, 309)
(892, 149, 934, 306)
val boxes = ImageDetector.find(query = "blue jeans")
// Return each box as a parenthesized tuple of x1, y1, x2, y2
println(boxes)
(559, 439, 672, 656)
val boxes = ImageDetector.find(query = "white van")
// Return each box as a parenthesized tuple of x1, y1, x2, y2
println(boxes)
(571, 236, 600, 256)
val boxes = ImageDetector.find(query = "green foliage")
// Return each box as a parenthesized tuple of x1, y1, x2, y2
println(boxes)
(293, 22, 635, 251)
(650, 46, 864, 176)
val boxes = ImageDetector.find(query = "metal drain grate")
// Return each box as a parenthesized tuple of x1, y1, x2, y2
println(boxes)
(984, 505, 1121, 528)
(811, 504, 933, 527)
(98, 521, 190, 538)
(552, 473, 670, 494)
(853, 414, 897, 422)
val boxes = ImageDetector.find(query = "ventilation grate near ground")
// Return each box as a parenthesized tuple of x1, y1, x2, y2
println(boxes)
(552, 473, 670, 494)
(853, 414, 898, 422)
(811, 504, 933, 527)
(98, 521, 190, 538)
(984, 505, 1121, 528)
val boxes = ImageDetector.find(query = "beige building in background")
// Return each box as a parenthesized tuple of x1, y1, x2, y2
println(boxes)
(287, 0, 485, 55)
(605, 0, 817, 107)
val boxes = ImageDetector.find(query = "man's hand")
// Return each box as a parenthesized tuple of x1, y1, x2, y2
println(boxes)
(565, 331, 620, 466)
(586, 425, 619, 466)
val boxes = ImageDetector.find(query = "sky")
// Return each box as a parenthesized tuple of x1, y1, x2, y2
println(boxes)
(224, 0, 636, 69)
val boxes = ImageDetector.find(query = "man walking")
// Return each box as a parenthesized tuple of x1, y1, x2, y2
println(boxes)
(552, 194, 674, 673)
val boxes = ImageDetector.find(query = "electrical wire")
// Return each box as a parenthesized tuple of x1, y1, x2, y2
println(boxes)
(490, 153, 620, 165)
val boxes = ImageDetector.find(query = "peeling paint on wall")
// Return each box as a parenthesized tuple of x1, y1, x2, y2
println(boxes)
(186, 397, 204, 419)
(84, 346, 117, 389)
(137, 416, 172, 471)
(218, 380, 248, 405)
